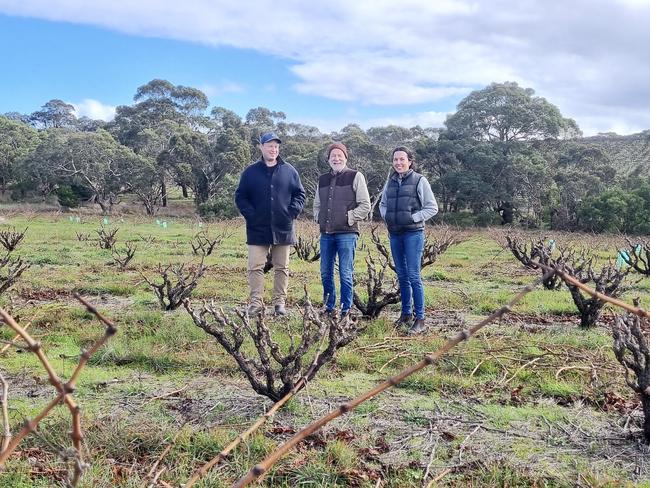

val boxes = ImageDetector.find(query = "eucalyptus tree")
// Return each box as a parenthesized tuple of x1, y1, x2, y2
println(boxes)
(550, 143, 617, 230)
(29, 99, 77, 130)
(54, 129, 147, 214)
(111, 79, 210, 206)
(15, 129, 63, 199)
(445, 82, 580, 143)
(0, 117, 41, 193)
(440, 82, 583, 224)
(244, 106, 286, 150)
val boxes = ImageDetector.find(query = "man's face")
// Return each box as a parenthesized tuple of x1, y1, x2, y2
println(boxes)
(328, 148, 347, 172)
(260, 141, 280, 162)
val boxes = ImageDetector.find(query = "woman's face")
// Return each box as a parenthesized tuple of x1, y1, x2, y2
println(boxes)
(392, 151, 411, 174)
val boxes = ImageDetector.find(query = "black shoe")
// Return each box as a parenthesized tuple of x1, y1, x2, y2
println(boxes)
(274, 304, 287, 316)
(408, 318, 426, 335)
(394, 314, 413, 327)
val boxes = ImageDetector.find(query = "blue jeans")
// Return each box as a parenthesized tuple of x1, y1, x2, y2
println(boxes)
(320, 233, 358, 312)
(389, 230, 425, 319)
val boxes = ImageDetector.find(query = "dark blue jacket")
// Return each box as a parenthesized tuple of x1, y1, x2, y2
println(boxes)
(235, 157, 306, 245)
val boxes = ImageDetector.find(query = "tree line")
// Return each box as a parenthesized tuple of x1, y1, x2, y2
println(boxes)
(2, 79, 649, 233)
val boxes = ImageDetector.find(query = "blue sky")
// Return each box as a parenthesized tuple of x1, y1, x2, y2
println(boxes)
(1, 1, 650, 135)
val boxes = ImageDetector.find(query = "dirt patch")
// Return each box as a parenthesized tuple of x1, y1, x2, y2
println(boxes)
(11, 289, 135, 314)
(18, 287, 70, 301)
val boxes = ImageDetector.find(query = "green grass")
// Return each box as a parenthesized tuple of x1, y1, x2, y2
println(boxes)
(2, 215, 650, 486)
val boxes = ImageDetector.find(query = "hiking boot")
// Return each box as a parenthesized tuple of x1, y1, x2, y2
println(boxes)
(247, 303, 264, 316)
(274, 304, 287, 316)
(408, 318, 427, 335)
(394, 313, 413, 328)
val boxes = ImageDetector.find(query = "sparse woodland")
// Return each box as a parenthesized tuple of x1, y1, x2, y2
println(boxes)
(2, 75, 650, 488)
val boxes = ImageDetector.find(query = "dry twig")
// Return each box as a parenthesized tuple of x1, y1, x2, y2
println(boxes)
(189, 226, 232, 257)
(353, 250, 400, 319)
(0, 294, 117, 486)
(562, 259, 629, 328)
(185, 285, 362, 401)
(621, 238, 650, 276)
(141, 260, 207, 310)
(184, 337, 332, 486)
(75, 232, 90, 242)
(0, 227, 27, 253)
(96, 225, 118, 249)
(503, 233, 566, 290)
(0, 253, 30, 296)
(0, 372, 9, 452)
(292, 233, 320, 262)
(110, 241, 137, 270)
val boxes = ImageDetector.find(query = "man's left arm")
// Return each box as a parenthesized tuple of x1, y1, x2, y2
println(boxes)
(288, 169, 306, 219)
(348, 172, 371, 225)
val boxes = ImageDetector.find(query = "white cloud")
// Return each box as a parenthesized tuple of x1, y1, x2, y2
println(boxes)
(199, 81, 245, 97)
(294, 110, 450, 134)
(2, 0, 650, 133)
(71, 98, 116, 121)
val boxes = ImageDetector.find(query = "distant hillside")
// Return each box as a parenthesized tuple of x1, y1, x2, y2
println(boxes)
(582, 130, 650, 176)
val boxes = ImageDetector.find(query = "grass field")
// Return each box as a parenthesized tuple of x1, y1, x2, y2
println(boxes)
(1, 213, 650, 487)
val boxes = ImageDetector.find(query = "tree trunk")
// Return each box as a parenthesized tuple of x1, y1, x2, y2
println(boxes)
(161, 180, 167, 207)
(97, 199, 110, 215)
(144, 200, 155, 215)
(642, 393, 650, 443)
(181, 184, 188, 198)
(579, 303, 602, 328)
(500, 202, 514, 225)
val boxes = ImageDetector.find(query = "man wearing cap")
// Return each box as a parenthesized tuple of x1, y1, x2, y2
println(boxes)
(235, 132, 306, 316)
(313, 142, 370, 318)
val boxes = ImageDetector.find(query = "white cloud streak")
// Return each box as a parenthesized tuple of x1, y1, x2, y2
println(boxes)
(294, 110, 450, 134)
(71, 98, 116, 121)
(2, 0, 649, 134)
(199, 81, 245, 97)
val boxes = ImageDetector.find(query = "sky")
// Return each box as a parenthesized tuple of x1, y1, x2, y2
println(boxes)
(1, 0, 650, 136)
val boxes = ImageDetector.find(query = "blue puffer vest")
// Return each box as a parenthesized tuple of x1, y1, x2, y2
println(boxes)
(383, 170, 424, 234)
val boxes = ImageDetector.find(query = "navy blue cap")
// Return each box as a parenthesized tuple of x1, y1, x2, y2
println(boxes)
(259, 132, 282, 144)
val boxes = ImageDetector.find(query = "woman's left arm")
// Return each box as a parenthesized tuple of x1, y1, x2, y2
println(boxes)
(412, 177, 439, 222)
